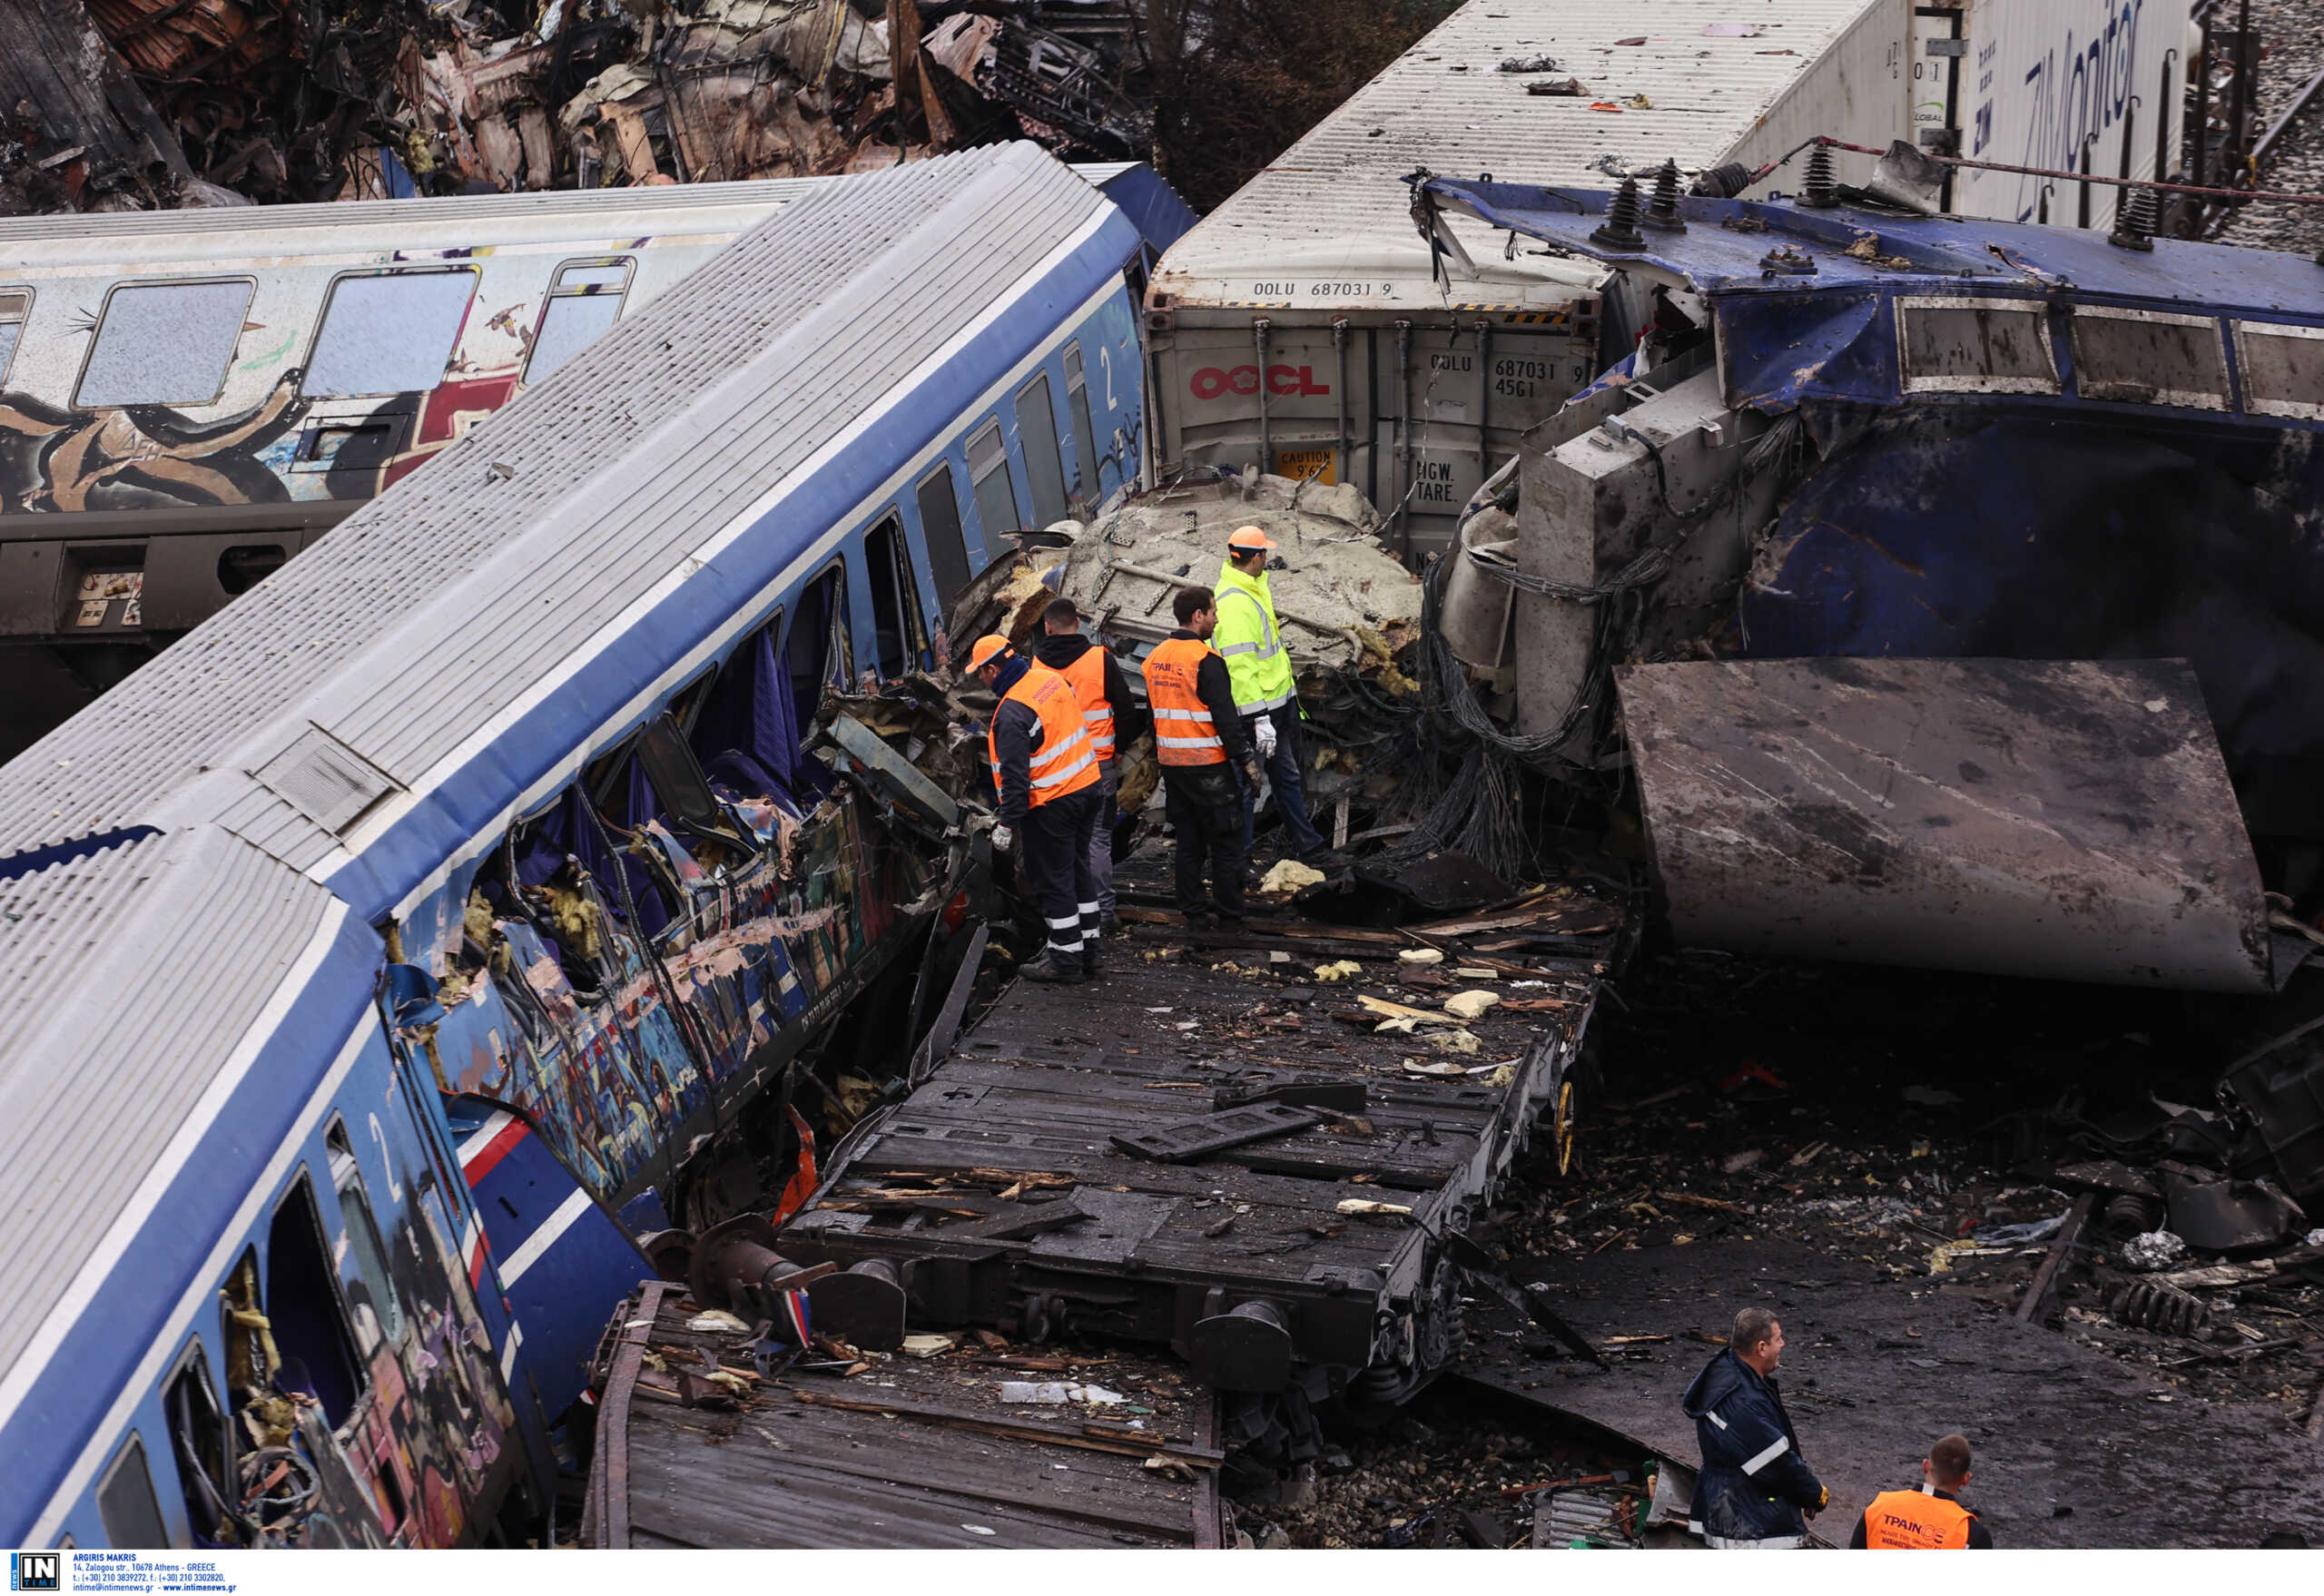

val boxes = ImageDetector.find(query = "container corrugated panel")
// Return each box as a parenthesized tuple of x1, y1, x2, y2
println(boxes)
(1155, 0, 1891, 304)
(0, 143, 1114, 881)
(0, 827, 343, 1389)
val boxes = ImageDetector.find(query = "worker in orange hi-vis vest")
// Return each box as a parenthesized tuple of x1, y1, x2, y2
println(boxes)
(1140, 586, 1260, 926)
(1851, 1433, 1994, 1549)
(1033, 596, 1147, 941)
(968, 634, 1103, 984)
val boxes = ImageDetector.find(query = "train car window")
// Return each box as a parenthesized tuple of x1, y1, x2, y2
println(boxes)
(301, 269, 480, 399)
(0, 290, 28, 387)
(967, 419, 1020, 539)
(95, 1433, 170, 1549)
(787, 562, 852, 729)
(162, 1344, 236, 1546)
(527, 257, 635, 385)
(2070, 306, 2230, 410)
(2233, 320, 2324, 419)
(1015, 373, 1069, 527)
(264, 1174, 366, 1426)
(915, 464, 973, 608)
(326, 1134, 405, 1350)
(1895, 298, 2057, 395)
(1063, 342, 1099, 503)
(75, 279, 254, 409)
(862, 513, 929, 677)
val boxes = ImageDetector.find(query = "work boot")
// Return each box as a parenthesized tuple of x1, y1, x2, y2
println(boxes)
(1082, 943, 1105, 980)
(1100, 911, 1121, 934)
(1018, 949, 1085, 984)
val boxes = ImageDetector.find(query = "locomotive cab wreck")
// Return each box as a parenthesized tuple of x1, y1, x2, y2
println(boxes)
(1412, 169, 2324, 994)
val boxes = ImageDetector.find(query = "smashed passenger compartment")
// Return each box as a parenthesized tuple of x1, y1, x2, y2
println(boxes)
(1409, 167, 2324, 992)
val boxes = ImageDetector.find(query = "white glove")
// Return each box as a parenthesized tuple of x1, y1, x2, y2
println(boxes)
(991, 823, 1014, 855)
(1253, 714, 1278, 760)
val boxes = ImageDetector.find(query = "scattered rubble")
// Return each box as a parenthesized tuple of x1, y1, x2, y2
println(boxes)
(5, 0, 1156, 214)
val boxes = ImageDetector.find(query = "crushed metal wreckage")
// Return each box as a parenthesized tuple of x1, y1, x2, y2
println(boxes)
(4, 0, 1154, 214)
(1410, 162, 2324, 995)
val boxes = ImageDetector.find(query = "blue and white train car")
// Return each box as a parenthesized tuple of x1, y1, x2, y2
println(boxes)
(0, 142, 1156, 1550)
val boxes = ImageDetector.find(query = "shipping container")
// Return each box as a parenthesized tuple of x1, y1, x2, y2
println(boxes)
(1925, 0, 2191, 231)
(1147, 0, 2191, 559)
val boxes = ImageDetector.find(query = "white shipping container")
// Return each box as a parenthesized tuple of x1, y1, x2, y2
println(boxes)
(1147, 0, 1916, 558)
(1922, 0, 2190, 230)
(1147, 0, 2192, 558)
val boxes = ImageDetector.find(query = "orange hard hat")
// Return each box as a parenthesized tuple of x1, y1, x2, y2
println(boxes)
(966, 634, 1012, 672)
(1226, 524, 1277, 552)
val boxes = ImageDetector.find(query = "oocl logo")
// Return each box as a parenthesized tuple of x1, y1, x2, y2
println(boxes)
(1189, 365, 1331, 400)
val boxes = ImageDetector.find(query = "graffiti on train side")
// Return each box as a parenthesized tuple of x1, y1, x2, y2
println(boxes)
(0, 374, 309, 511)
(0, 368, 527, 514)
(414, 790, 923, 1207)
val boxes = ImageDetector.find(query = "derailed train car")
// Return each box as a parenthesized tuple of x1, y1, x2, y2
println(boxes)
(0, 143, 1159, 1550)
(0, 163, 1190, 760)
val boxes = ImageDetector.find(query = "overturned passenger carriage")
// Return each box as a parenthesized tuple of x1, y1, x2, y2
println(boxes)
(0, 143, 1165, 1551)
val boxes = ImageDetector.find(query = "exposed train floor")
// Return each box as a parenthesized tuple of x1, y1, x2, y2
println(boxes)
(584, 1280, 1222, 1548)
(777, 888, 1617, 1394)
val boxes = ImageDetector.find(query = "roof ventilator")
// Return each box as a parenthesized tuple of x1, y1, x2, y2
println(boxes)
(1640, 159, 1687, 232)
(1798, 142, 1841, 209)
(1590, 176, 1646, 250)
(2109, 184, 2161, 252)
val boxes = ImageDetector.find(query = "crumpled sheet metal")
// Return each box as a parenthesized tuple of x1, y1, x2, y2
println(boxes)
(1049, 474, 1422, 673)
(1618, 656, 2271, 993)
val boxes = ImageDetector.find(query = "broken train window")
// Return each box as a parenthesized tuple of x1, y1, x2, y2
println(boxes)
(527, 258, 634, 385)
(789, 560, 853, 726)
(2232, 320, 2324, 420)
(1895, 297, 2058, 395)
(0, 289, 28, 388)
(264, 1172, 366, 1428)
(301, 268, 481, 399)
(326, 1122, 406, 1352)
(162, 1341, 237, 1547)
(967, 418, 1022, 540)
(862, 511, 930, 678)
(689, 607, 808, 806)
(1016, 371, 1070, 527)
(2070, 305, 2230, 410)
(76, 278, 256, 409)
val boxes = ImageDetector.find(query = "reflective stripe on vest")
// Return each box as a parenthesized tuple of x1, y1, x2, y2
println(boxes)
(1863, 1490, 1975, 1550)
(989, 662, 1101, 806)
(1141, 637, 1228, 765)
(1213, 566, 1295, 713)
(1058, 645, 1117, 761)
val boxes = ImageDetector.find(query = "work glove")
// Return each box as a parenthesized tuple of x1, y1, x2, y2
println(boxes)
(1807, 1485, 1828, 1518)
(1254, 715, 1278, 759)
(990, 823, 1014, 855)
(1243, 759, 1265, 793)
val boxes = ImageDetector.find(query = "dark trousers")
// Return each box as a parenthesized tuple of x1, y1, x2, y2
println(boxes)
(1242, 701, 1325, 858)
(1023, 786, 1101, 959)
(1164, 764, 1247, 919)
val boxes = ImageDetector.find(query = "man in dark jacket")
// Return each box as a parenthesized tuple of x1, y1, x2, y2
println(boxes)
(1682, 1306, 1827, 1548)
(1033, 597, 1147, 934)
(1140, 586, 1259, 924)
